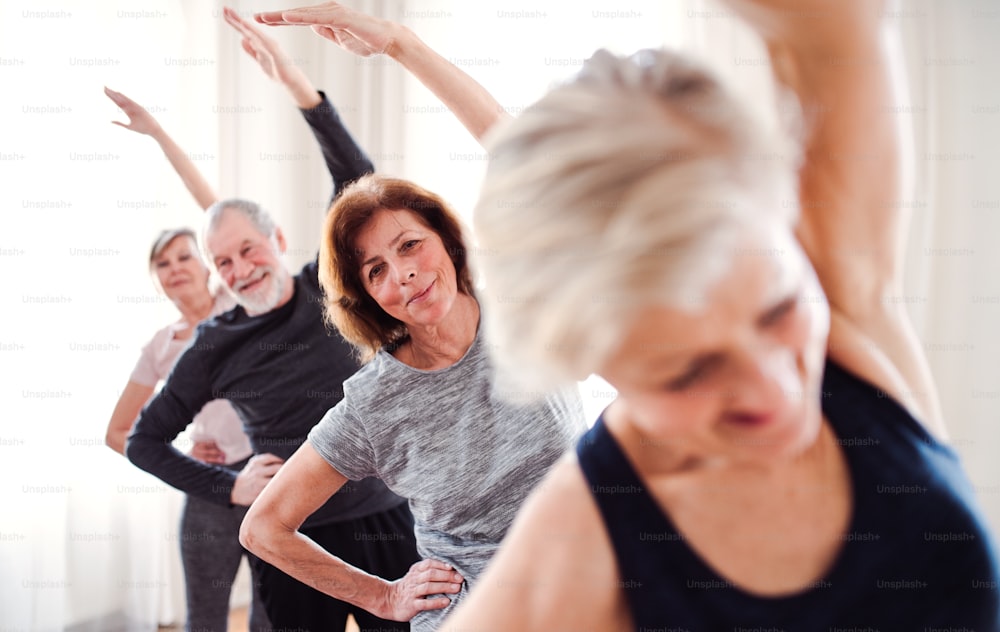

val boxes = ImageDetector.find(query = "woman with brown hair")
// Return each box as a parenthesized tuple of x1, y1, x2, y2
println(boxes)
(239, 173, 585, 632)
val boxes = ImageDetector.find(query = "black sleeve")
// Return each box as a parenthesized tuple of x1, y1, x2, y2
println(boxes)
(300, 91, 376, 204)
(125, 333, 239, 506)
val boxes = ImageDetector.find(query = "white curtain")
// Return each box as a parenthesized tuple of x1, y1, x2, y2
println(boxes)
(894, 0, 1000, 526)
(2, 1, 998, 630)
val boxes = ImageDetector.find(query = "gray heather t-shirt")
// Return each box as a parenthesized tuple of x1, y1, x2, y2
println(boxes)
(308, 327, 586, 631)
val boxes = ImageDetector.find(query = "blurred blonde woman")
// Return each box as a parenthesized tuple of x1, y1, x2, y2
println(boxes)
(256, 0, 1000, 629)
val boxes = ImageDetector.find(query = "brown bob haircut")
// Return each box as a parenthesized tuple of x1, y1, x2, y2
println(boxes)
(319, 174, 476, 362)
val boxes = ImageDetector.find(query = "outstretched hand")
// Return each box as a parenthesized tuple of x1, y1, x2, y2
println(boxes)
(104, 87, 162, 136)
(255, 1, 400, 58)
(376, 559, 464, 621)
(223, 6, 303, 85)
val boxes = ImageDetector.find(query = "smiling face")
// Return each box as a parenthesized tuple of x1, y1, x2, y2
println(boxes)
(354, 208, 459, 329)
(205, 208, 293, 316)
(151, 235, 212, 305)
(599, 220, 830, 470)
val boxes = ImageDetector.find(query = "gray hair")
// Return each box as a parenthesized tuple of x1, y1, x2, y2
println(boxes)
(204, 198, 278, 245)
(473, 48, 801, 392)
(149, 227, 199, 269)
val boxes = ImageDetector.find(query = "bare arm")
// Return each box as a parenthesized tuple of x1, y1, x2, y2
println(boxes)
(720, 0, 943, 433)
(240, 442, 464, 621)
(255, 1, 509, 143)
(105, 11, 323, 212)
(105, 87, 218, 210)
(106, 379, 227, 463)
(223, 6, 322, 109)
(105, 380, 156, 455)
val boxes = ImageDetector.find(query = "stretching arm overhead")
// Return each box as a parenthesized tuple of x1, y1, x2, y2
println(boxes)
(719, 0, 944, 435)
(105, 87, 218, 210)
(255, 1, 509, 144)
(224, 6, 374, 200)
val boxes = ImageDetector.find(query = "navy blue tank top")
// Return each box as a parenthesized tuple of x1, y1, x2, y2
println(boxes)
(577, 360, 1000, 630)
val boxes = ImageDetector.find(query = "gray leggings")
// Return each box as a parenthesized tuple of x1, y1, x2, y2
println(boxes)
(180, 495, 270, 632)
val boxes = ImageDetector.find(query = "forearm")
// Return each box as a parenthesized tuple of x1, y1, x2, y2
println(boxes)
(147, 127, 219, 211)
(241, 514, 390, 613)
(126, 432, 238, 503)
(125, 398, 239, 505)
(387, 25, 509, 144)
(280, 64, 323, 109)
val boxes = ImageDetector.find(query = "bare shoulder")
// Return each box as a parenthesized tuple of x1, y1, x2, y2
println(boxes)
(442, 455, 632, 631)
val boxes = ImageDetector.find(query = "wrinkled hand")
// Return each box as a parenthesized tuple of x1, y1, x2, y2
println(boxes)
(190, 439, 226, 465)
(231, 453, 284, 506)
(223, 6, 302, 84)
(104, 87, 162, 136)
(376, 559, 464, 621)
(255, 1, 399, 58)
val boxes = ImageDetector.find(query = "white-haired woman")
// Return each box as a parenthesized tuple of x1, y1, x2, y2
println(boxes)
(258, 0, 1000, 629)
(105, 226, 265, 632)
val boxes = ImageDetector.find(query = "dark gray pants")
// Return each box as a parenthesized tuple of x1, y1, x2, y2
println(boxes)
(180, 495, 270, 632)
(250, 502, 418, 632)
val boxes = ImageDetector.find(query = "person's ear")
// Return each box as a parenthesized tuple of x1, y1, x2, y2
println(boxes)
(274, 227, 287, 255)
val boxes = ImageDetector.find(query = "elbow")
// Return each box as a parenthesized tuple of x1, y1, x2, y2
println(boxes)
(238, 511, 256, 551)
(104, 428, 119, 453)
(239, 506, 267, 557)
(240, 505, 293, 564)
(122, 433, 144, 466)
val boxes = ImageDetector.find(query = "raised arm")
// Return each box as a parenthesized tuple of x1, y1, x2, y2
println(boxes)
(224, 6, 321, 110)
(225, 6, 373, 201)
(720, 0, 943, 433)
(255, 1, 509, 144)
(105, 87, 218, 210)
(240, 442, 464, 621)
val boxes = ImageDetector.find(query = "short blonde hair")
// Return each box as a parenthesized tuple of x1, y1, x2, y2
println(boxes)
(473, 48, 800, 391)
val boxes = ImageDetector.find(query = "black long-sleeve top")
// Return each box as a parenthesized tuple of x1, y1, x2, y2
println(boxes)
(126, 93, 405, 527)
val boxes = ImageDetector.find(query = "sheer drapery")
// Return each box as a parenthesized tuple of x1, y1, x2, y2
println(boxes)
(2, 1, 998, 630)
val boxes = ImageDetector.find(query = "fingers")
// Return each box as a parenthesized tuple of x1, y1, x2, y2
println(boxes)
(104, 87, 130, 108)
(225, 6, 266, 42)
(406, 559, 464, 594)
(412, 558, 460, 574)
(222, 6, 249, 32)
(192, 441, 226, 464)
(240, 38, 258, 59)
(250, 452, 284, 466)
(413, 596, 453, 612)
(104, 87, 146, 119)
(256, 3, 343, 26)
(257, 462, 283, 477)
(255, 10, 293, 25)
